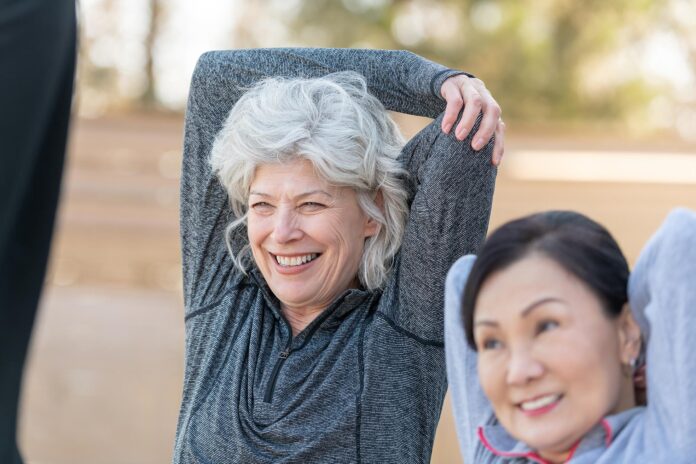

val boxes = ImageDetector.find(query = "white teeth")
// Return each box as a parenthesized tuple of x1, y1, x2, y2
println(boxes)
(520, 394, 561, 411)
(275, 253, 318, 267)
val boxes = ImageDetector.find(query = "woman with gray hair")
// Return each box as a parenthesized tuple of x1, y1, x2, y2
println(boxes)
(175, 48, 501, 464)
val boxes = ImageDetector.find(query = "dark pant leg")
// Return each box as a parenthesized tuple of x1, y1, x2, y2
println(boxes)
(0, 1, 76, 462)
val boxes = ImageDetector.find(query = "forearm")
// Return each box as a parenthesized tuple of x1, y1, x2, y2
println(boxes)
(198, 48, 464, 117)
(445, 256, 495, 463)
(629, 208, 696, 453)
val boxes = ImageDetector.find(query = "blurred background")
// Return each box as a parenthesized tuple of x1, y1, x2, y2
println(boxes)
(19, 0, 696, 463)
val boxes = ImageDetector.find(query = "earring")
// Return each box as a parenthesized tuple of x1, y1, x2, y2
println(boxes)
(622, 357, 637, 376)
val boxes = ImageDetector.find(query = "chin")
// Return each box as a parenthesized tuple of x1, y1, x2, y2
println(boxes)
(518, 427, 581, 457)
(525, 436, 568, 454)
(270, 285, 313, 304)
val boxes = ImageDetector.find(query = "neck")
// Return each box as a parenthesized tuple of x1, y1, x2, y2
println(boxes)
(614, 372, 638, 413)
(279, 277, 362, 335)
(282, 304, 325, 335)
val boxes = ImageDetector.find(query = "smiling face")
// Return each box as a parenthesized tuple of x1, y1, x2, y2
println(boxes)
(473, 252, 639, 462)
(247, 159, 379, 313)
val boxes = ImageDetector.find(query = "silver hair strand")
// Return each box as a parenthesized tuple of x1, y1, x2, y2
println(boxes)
(209, 72, 409, 290)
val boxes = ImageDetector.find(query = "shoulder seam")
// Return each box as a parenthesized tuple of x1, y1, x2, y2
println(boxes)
(374, 312, 444, 347)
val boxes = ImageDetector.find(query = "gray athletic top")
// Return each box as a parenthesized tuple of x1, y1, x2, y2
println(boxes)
(175, 48, 496, 464)
(445, 208, 696, 463)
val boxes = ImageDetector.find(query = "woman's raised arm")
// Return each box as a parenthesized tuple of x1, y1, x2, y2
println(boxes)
(628, 208, 696, 459)
(180, 48, 476, 313)
(445, 256, 495, 464)
(378, 108, 496, 343)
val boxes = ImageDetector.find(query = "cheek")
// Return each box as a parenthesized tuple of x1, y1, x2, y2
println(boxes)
(246, 216, 270, 247)
(322, 214, 365, 249)
(545, 329, 622, 393)
(477, 355, 506, 401)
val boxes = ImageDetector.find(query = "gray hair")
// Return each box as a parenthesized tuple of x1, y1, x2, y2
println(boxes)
(209, 72, 409, 290)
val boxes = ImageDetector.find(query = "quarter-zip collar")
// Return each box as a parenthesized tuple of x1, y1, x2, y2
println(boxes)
(249, 265, 379, 404)
(477, 407, 644, 462)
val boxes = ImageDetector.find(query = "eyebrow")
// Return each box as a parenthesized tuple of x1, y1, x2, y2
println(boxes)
(474, 297, 566, 327)
(521, 297, 565, 317)
(248, 190, 334, 200)
(474, 320, 499, 328)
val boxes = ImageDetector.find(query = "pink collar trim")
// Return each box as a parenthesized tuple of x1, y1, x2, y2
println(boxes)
(477, 418, 614, 463)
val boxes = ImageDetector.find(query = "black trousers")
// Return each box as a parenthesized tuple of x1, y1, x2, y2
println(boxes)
(0, 1, 76, 462)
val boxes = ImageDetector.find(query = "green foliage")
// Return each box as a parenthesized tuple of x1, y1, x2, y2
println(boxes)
(287, 0, 664, 122)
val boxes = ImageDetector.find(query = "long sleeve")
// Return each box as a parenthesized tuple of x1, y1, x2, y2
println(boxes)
(445, 255, 495, 463)
(379, 110, 496, 342)
(628, 208, 696, 460)
(180, 48, 467, 314)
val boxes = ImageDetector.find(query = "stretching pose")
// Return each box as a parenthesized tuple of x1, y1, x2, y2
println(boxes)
(446, 208, 696, 463)
(175, 49, 501, 463)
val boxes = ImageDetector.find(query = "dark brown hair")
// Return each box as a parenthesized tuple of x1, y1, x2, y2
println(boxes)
(462, 211, 629, 349)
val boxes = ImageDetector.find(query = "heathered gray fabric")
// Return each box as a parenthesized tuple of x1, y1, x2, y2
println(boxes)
(175, 48, 496, 464)
(445, 208, 696, 463)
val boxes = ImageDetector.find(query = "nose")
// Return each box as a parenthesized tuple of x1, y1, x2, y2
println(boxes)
(272, 207, 303, 244)
(506, 346, 544, 386)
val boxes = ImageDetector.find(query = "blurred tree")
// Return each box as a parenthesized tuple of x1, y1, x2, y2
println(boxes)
(78, 0, 166, 113)
(659, 0, 696, 140)
(77, 0, 120, 114)
(286, 0, 667, 122)
(142, 0, 163, 108)
(75, 0, 694, 132)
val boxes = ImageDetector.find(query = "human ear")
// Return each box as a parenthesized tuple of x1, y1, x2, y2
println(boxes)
(363, 191, 383, 238)
(617, 304, 642, 368)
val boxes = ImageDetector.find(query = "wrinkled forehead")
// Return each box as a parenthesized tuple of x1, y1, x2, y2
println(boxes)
(249, 159, 341, 199)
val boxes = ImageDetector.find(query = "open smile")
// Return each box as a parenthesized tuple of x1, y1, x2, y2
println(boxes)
(517, 393, 563, 417)
(269, 252, 322, 274)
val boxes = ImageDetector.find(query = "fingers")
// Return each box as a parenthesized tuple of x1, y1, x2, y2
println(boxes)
(491, 118, 505, 166)
(440, 75, 505, 164)
(441, 83, 464, 134)
(454, 82, 483, 142)
(472, 96, 501, 152)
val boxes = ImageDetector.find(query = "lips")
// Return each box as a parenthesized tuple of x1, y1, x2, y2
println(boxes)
(269, 252, 322, 274)
(517, 393, 563, 416)
(273, 253, 320, 267)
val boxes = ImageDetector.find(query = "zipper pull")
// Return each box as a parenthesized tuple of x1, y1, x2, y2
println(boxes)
(279, 349, 290, 359)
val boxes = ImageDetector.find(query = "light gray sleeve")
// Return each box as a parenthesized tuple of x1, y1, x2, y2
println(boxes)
(180, 48, 467, 313)
(628, 207, 696, 459)
(445, 255, 495, 463)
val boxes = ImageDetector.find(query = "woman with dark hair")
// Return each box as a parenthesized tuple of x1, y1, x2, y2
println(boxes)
(445, 209, 696, 463)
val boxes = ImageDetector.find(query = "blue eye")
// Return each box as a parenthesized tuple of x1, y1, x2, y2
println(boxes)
(481, 338, 503, 350)
(300, 202, 325, 211)
(251, 202, 273, 212)
(537, 320, 559, 334)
